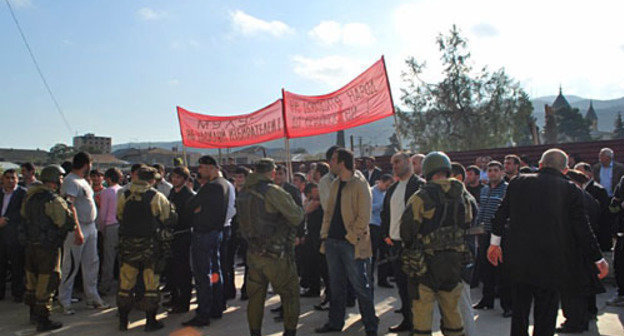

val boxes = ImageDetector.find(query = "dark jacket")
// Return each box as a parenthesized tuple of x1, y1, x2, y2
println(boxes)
(168, 186, 195, 232)
(585, 179, 613, 250)
(281, 182, 304, 237)
(0, 186, 27, 242)
(282, 182, 302, 206)
(188, 176, 230, 233)
(365, 167, 383, 187)
(381, 174, 425, 239)
(592, 161, 624, 195)
(610, 176, 624, 234)
(579, 188, 606, 295)
(491, 168, 603, 294)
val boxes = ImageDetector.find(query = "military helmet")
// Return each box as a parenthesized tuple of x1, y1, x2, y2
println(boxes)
(40, 164, 65, 184)
(422, 151, 452, 180)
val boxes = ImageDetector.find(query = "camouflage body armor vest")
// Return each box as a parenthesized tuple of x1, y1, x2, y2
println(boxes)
(402, 183, 470, 291)
(23, 190, 73, 249)
(238, 181, 293, 258)
(119, 189, 162, 266)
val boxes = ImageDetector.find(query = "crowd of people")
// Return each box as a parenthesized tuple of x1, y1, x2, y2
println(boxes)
(0, 145, 622, 336)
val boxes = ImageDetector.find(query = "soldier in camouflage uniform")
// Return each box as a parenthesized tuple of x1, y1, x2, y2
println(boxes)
(400, 152, 474, 336)
(21, 165, 78, 332)
(116, 167, 176, 332)
(236, 158, 304, 336)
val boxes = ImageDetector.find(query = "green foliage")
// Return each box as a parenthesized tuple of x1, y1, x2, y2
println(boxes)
(544, 109, 558, 144)
(396, 25, 536, 152)
(386, 133, 401, 155)
(614, 113, 624, 139)
(48, 143, 75, 163)
(555, 106, 591, 142)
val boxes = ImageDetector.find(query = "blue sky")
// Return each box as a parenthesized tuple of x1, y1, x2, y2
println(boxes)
(2, 0, 623, 150)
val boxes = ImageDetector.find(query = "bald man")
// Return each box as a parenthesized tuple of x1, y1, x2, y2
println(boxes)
(488, 149, 607, 336)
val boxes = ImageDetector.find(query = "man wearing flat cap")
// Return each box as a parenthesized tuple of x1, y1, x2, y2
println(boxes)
(183, 155, 231, 327)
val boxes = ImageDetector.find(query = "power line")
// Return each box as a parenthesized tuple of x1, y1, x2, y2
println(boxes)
(4, 0, 73, 134)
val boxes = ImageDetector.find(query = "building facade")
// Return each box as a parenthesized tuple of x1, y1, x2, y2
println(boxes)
(73, 133, 112, 154)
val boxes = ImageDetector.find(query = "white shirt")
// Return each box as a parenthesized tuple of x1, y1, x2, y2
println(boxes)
(156, 180, 173, 196)
(389, 179, 408, 240)
(1, 185, 17, 217)
(224, 180, 236, 228)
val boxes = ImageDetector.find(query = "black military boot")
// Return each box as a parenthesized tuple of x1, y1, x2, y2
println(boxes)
(250, 329, 262, 336)
(144, 311, 164, 332)
(283, 329, 296, 336)
(118, 308, 130, 331)
(36, 316, 63, 332)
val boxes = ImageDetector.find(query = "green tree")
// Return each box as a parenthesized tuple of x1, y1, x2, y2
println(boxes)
(614, 112, 624, 139)
(544, 105, 558, 144)
(556, 106, 591, 142)
(396, 25, 535, 152)
(48, 143, 75, 163)
(385, 133, 401, 155)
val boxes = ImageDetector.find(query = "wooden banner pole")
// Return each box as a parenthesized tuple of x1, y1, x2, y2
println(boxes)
(284, 137, 293, 183)
(382, 55, 403, 151)
(183, 145, 188, 166)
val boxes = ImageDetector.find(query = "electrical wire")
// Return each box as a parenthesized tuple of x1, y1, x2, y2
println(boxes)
(4, 0, 73, 133)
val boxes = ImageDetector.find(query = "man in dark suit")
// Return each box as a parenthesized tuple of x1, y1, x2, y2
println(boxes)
(576, 162, 614, 251)
(0, 169, 27, 301)
(363, 156, 382, 187)
(592, 148, 624, 197)
(488, 149, 608, 336)
(563, 170, 605, 331)
(380, 152, 425, 332)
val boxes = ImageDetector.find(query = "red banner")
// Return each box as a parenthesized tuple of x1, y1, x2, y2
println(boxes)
(283, 57, 394, 138)
(177, 100, 285, 148)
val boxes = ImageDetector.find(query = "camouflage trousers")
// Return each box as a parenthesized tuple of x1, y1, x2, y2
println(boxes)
(411, 282, 464, 336)
(24, 245, 61, 319)
(116, 261, 160, 313)
(246, 252, 300, 334)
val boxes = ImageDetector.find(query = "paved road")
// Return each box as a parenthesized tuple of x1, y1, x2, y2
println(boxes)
(1, 267, 622, 336)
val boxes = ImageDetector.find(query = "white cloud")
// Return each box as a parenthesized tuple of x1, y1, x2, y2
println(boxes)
(392, 0, 624, 100)
(292, 55, 369, 87)
(137, 7, 166, 21)
(230, 10, 294, 38)
(309, 21, 342, 45)
(309, 21, 376, 47)
(168, 79, 180, 86)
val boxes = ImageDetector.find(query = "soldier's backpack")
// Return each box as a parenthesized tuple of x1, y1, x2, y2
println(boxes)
(119, 189, 175, 267)
(22, 190, 74, 249)
(236, 181, 289, 256)
(121, 189, 159, 238)
(401, 183, 471, 291)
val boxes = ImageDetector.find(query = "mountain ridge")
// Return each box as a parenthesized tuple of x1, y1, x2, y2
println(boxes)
(112, 95, 624, 155)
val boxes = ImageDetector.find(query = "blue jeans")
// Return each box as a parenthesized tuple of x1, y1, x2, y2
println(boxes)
(191, 230, 223, 320)
(325, 238, 378, 334)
